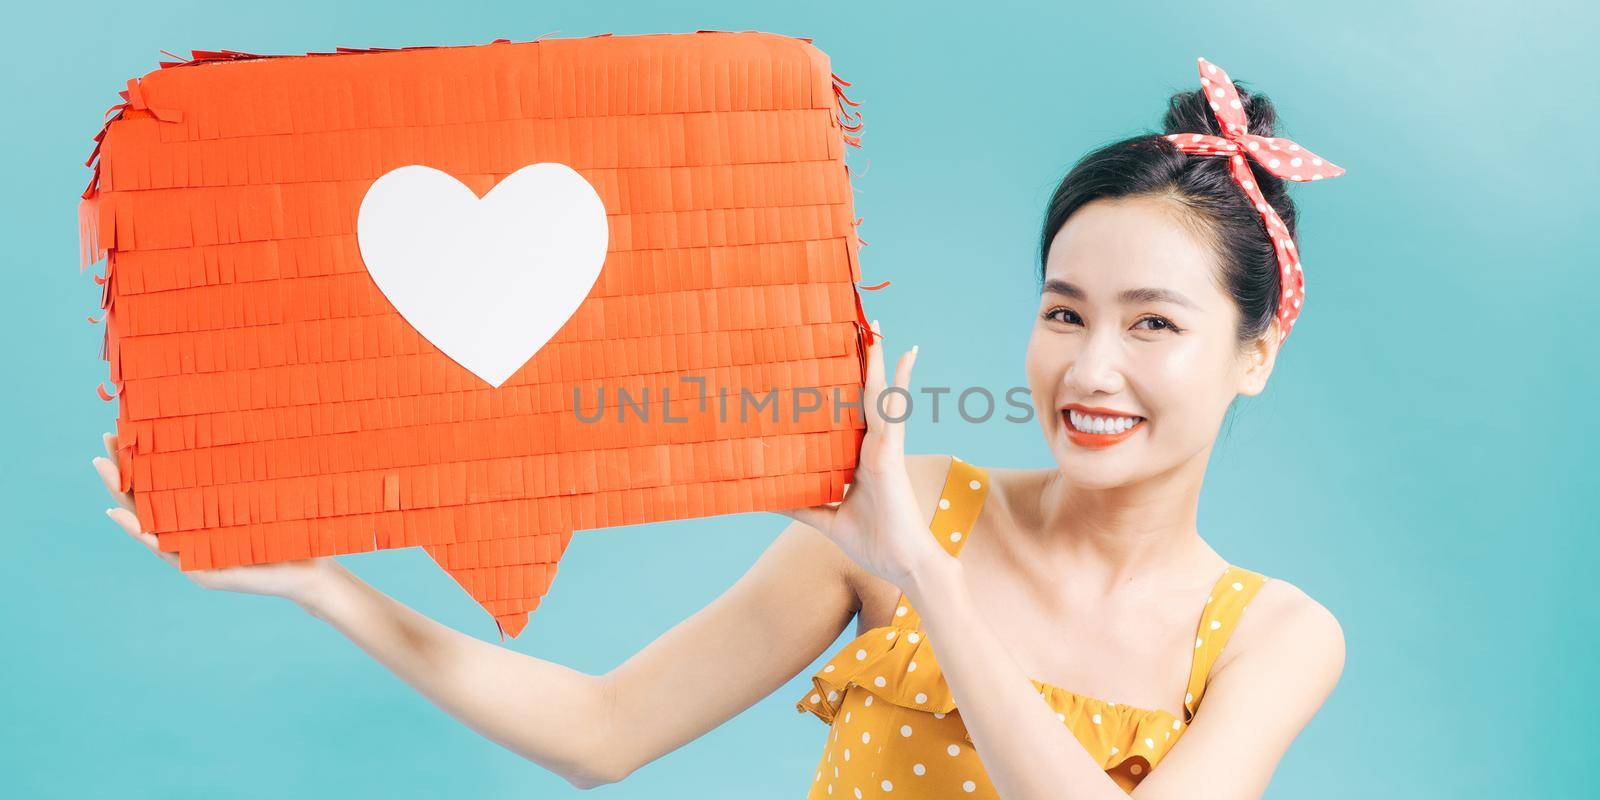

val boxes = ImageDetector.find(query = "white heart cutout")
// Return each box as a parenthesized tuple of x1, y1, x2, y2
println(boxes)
(356, 163, 609, 387)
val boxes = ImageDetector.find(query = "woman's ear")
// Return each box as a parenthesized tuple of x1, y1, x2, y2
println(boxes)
(1237, 318, 1282, 398)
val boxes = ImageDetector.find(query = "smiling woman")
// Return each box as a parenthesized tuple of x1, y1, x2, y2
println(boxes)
(787, 58, 1348, 799)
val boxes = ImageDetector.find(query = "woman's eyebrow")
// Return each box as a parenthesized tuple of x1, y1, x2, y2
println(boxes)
(1041, 279, 1199, 310)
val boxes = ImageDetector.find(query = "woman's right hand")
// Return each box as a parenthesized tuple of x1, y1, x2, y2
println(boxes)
(92, 431, 342, 606)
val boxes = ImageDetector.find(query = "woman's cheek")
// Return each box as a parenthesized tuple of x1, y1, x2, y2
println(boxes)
(1023, 331, 1065, 413)
(1137, 343, 1216, 445)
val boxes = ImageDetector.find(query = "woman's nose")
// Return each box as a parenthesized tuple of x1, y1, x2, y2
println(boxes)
(1062, 333, 1126, 396)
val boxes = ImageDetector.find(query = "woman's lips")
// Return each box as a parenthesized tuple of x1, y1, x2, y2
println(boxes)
(1061, 409, 1145, 449)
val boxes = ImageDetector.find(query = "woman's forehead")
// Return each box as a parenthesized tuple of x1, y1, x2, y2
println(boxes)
(1044, 197, 1219, 293)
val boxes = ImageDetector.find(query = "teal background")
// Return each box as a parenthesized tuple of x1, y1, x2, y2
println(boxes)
(3, 0, 1594, 797)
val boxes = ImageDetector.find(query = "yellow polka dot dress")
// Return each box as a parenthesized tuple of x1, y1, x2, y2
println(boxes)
(794, 457, 1269, 796)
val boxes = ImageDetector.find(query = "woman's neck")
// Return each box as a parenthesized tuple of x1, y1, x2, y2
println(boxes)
(1024, 457, 1220, 594)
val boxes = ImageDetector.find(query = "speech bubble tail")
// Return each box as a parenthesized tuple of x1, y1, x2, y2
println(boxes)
(422, 532, 571, 641)
(495, 612, 531, 640)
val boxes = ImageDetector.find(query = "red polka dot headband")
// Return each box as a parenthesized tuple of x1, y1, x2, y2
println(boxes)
(1164, 57, 1346, 348)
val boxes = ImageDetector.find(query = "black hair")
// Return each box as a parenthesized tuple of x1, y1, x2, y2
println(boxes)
(1037, 79, 1298, 349)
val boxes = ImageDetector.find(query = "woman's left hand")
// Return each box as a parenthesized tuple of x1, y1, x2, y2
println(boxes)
(781, 321, 950, 591)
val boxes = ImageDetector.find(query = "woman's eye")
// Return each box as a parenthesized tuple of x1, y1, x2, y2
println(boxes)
(1134, 315, 1180, 332)
(1043, 307, 1080, 325)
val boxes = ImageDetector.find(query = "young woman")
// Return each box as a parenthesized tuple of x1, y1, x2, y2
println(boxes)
(91, 58, 1345, 798)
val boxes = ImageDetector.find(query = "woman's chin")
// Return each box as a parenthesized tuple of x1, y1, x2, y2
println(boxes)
(1048, 423, 1153, 481)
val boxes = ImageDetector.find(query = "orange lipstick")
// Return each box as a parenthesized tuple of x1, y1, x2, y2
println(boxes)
(1061, 404, 1146, 450)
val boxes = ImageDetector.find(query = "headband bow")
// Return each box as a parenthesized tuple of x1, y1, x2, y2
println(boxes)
(1164, 57, 1345, 348)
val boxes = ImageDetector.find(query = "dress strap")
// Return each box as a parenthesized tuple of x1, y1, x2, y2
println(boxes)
(891, 456, 990, 628)
(1181, 564, 1268, 723)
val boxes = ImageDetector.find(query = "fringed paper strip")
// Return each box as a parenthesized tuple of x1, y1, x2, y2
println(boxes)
(80, 31, 874, 639)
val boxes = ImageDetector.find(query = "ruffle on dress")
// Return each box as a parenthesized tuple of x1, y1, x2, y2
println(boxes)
(794, 621, 1186, 773)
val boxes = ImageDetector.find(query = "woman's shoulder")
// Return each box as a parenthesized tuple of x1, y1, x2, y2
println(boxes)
(901, 455, 1050, 507)
(1241, 573, 1343, 637)
(1218, 570, 1346, 681)
(904, 452, 958, 484)
(834, 454, 960, 629)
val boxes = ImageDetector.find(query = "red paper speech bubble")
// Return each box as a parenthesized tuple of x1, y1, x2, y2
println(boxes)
(80, 31, 874, 638)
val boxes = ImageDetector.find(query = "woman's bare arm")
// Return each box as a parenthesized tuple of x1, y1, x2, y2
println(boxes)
(591, 520, 860, 782)
(294, 518, 869, 788)
(593, 452, 956, 782)
(1129, 579, 1346, 799)
(294, 562, 615, 788)
(97, 420, 950, 790)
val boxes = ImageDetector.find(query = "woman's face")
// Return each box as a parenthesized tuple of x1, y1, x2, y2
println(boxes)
(1025, 195, 1277, 488)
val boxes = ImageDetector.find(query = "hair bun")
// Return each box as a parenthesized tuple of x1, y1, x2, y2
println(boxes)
(1160, 82, 1278, 139)
(1161, 81, 1287, 200)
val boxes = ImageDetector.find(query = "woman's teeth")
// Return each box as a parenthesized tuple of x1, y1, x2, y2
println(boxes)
(1066, 409, 1143, 434)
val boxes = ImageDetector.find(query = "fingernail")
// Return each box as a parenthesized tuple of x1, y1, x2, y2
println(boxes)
(104, 508, 115, 518)
(912, 345, 919, 354)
